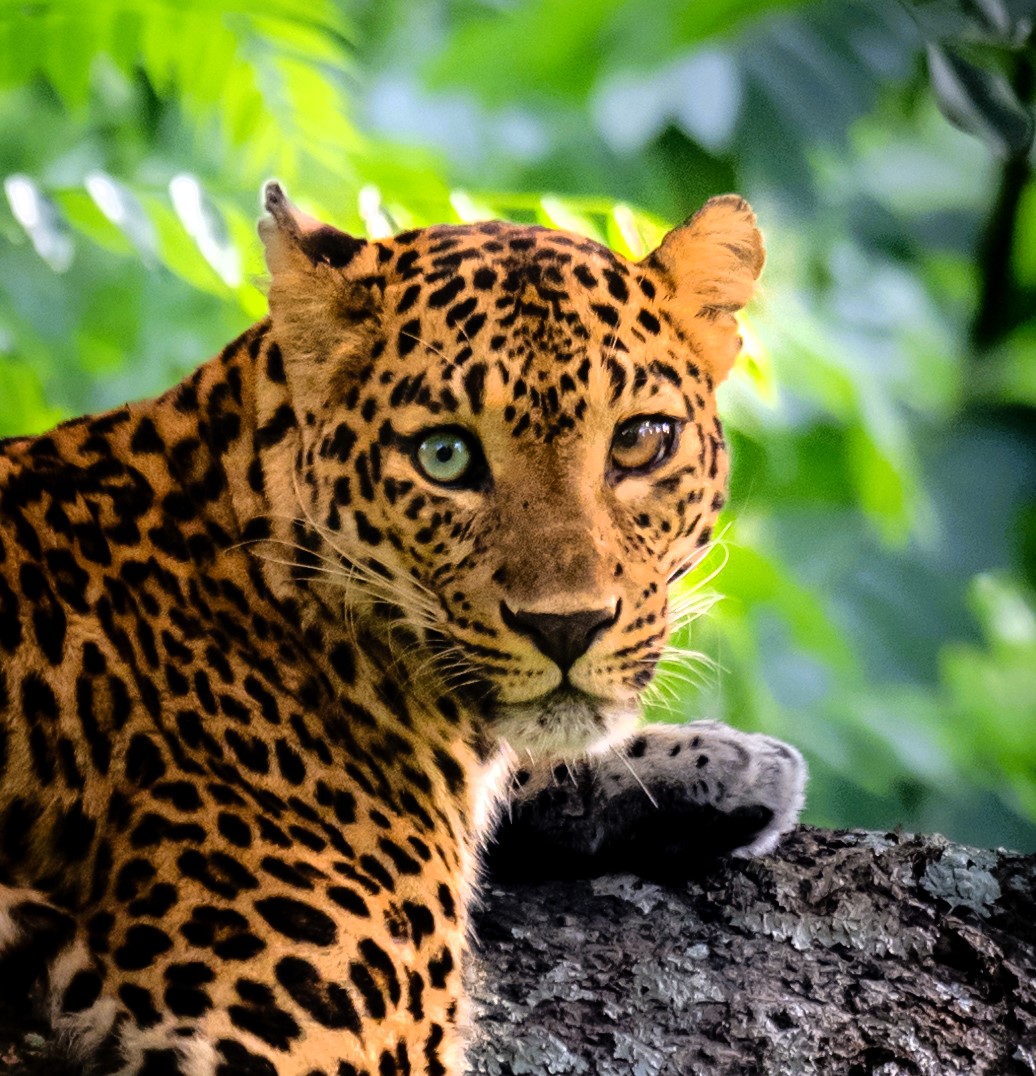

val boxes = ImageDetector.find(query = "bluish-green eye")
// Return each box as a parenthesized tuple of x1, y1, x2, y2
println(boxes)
(416, 429, 477, 485)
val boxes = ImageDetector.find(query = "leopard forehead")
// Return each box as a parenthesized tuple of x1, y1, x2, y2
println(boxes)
(288, 220, 710, 449)
(404, 224, 690, 424)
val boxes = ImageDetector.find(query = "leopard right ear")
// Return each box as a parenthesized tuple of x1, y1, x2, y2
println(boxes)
(641, 195, 764, 385)
(259, 181, 368, 274)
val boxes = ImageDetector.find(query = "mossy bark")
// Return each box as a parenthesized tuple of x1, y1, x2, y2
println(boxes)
(469, 826, 1036, 1076)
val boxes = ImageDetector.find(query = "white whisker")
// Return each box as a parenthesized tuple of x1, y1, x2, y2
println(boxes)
(609, 746, 659, 809)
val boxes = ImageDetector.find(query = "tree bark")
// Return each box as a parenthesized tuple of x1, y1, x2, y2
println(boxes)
(0, 827, 1032, 1074)
(468, 826, 1036, 1076)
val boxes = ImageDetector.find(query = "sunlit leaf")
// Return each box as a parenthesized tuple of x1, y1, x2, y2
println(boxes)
(169, 174, 241, 287)
(86, 172, 158, 262)
(3, 174, 74, 271)
(537, 196, 604, 241)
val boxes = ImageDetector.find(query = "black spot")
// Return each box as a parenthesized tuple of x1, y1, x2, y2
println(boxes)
(472, 267, 496, 289)
(592, 302, 620, 327)
(129, 882, 178, 919)
(433, 748, 465, 796)
(114, 924, 173, 971)
(398, 318, 421, 357)
(52, 802, 96, 863)
(298, 225, 365, 269)
(428, 945, 455, 989)
(255, 896, 337, 946)
(395, 283, 421, 314)
(358, 938, 401, 1005)
(275, 956, 362, 1032)
(216, 1038, 278, 1076)
(260, 856, 315, 890)
(181, 906, 266, 961)
(265, 342, 286, 383)
(61, 969, 103, 1013)
(378, 837, 422, 876)
(217, 812, 252, 848)
(244, 675, 281, 724)
(353, 511, 383, 546)
(21, 672, 58, 722)
(115, 857, 156, 903)
(428, 276, 465, 308)
(349, 962, 385, 1018)
(139, 1050, 181, 1076)
(275, 739, 306, 786)
(327, 886, 370, 918)
(178, 848, 260, 899)
(0, 578, 22, 653)
(225, 729, 270, 775)
(165, 976, 214, 1019)
(120, 984, 162, 1029)
(406, 971, 424, 1019)
(328, 642, 356, 684)
(437, 884, 456, 922)
(130, 417, 165, 454)
(402, 901, 435, 947)
(153, 779, 202, 812)
(604, 269, 629, 301)
(463, 364, 486, 415)
(229, 997, 301, 1050)
(255, 403, 297, 449)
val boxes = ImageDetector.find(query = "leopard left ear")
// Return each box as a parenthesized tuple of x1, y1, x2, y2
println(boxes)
(642, 195, 764, 385)
(258, 183, 383, 379)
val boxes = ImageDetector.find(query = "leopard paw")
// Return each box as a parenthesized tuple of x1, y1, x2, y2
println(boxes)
(488, 720, 806, 880)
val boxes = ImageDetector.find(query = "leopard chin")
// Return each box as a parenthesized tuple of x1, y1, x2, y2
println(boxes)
(487, 685, 639, 758)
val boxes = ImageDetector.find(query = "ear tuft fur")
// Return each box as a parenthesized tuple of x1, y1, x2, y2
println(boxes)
(259, 181, 366, 272)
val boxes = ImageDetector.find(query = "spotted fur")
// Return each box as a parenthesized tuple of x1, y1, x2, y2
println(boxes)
(0, 183, 804, 1074)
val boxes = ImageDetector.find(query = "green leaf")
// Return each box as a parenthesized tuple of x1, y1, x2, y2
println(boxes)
(903, 0, 1036, 44)
(925, 42, 1034, 157)
(3, 173, 74, 271)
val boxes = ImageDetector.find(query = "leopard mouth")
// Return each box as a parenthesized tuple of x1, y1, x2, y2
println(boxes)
(486, 684, 639, 757)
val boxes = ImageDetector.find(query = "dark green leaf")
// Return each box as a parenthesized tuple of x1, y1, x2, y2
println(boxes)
(926, 42, 1034, 155)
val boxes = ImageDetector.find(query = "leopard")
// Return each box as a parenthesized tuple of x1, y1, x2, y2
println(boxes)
(0, 181, 806, 1075)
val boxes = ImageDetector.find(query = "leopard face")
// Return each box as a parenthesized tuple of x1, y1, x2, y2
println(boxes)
(260, 185, 763, 756)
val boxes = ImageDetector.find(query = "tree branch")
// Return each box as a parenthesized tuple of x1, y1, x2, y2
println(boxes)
(469, 826, 1036, 1075)
(971, 44, 1035, 353)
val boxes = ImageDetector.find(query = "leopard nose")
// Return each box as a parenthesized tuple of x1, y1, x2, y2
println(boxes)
(500, 601, 621, 672)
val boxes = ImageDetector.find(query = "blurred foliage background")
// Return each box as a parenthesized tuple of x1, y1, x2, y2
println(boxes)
(1, 0, 1034, 850)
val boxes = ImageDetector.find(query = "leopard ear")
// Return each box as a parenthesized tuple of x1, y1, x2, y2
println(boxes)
(259, 181, 368, 273)
(258, 183, 382, 374)
(642, 195, 764, 385)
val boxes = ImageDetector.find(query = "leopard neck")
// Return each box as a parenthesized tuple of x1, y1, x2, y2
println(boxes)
(140, 318, 505, 846)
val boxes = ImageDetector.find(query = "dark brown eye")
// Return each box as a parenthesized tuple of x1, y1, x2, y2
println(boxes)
(610, 416, 679, 474)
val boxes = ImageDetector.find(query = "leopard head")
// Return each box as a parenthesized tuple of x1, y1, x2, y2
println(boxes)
(258, 183, 762, 756)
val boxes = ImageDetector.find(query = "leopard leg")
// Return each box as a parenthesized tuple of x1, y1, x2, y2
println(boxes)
(0, 885, 123, 1069)
(487, 720, 807, 880)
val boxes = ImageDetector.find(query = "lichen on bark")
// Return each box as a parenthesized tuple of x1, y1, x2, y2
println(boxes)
(468, 826, 1036, 1076)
